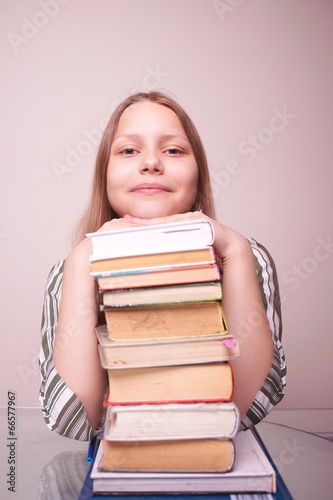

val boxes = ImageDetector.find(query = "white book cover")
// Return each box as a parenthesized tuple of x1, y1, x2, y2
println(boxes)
(87, 219, 214, 260)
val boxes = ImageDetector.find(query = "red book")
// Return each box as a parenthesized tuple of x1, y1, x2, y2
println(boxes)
(104, 362, 234, 406)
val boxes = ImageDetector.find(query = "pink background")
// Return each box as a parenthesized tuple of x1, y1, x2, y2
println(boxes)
(1, 0, 332, 430)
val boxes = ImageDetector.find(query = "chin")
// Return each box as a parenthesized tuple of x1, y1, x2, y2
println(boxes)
(132, 209, 174, 219)
(126, 202, 173, 219)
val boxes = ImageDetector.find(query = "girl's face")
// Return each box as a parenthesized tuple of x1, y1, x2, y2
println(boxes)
(107, 101, 198, 219)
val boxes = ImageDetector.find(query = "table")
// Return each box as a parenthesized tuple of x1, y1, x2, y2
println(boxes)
(1, 408, 333, 499)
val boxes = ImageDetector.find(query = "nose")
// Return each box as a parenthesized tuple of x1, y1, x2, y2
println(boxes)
(140, 150, 163, 174)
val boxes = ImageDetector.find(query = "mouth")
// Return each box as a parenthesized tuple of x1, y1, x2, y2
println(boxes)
(131, 183, 172, 195)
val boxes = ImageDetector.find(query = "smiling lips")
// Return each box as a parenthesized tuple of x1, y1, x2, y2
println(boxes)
(131, 183, 172, 195)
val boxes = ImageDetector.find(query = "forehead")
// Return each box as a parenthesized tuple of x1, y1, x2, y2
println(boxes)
(116, 101, 185, 134)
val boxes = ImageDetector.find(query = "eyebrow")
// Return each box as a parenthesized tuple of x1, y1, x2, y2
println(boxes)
(113, 133, 189, 143)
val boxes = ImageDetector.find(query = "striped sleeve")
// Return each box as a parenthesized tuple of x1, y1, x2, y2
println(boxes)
(240, 239, 287, 429)
(38, 260, 99, 441)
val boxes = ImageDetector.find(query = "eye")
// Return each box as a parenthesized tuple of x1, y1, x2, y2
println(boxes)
(164, 147, 182, 156)
(121, 147, 137, 155)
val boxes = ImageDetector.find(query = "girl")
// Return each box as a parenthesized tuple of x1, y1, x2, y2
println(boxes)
(39, 91, 286, 440)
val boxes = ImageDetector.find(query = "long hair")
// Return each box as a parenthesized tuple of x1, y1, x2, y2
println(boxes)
(72, 91, 216, 245)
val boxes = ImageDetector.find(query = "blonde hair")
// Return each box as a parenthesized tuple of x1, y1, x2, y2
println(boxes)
(73, 91, 216, 245)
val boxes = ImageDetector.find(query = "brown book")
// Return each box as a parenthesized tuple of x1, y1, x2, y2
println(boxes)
(90, 247, 216, 274)
(104, 362, 234, 405)
(96, 263, 220, 290)
(96, 325, 239, 369)
(103, 300, 228, 341)
(98, 437, 235, 472)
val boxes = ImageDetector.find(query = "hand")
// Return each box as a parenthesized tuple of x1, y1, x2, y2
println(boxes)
(97, 217, 143, 232)
(123, 211, 207, 226)
(123, 212, 247, 263)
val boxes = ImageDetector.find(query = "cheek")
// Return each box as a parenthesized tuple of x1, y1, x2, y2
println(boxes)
(184, 165, 199, 194)
(107, 164, 124, 190)
(179, 169, 199, 210)
(106, 168, 122, 207)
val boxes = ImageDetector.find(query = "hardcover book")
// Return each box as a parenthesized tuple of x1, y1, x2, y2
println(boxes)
(103, 300, 228, 341)
(103, 401, 240, 441)
(88, 429, 278, 494)
(87, 219, 214, 260)
(90, 247, 216, 274)
(96, 325, 239, 369)
(104, 362, 234, 405)
(96, 263, 220, 290)
(98, 437, 235, 474)
(101, 281, 222, 307)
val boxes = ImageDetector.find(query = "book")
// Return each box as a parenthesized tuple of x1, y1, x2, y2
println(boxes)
(103, 401, 240, 441)
(89, 429, 277, 494)
(90, 247, 216, 274)
(79, 428, 294, 499)
(87, 219, 214, 260)
(95, 263, 220, 290)
(101, 281, 222, 307)
(103, 300, 228, 341)
(98, 437, 235, 473)
(104, 362, 234, 405)
(96, 325, 240, 369)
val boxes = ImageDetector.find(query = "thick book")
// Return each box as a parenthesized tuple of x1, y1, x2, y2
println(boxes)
(90, 247, 216, 274)
(103, 300, 228, 341)
(101, 281, 222, 307)
(103, 401, 240, 442)
(98, 437, 235, 474)
(87, 220, 214, 260)
(79, 429, 293, 499)
(88, 429, 278, 495)
(96, 325, 239, 369)
(104, 362, 234, 405)
(95, 263, 220, 290)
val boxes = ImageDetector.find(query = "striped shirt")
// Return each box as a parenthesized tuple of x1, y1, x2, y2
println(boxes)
(38, 238, 286, 440)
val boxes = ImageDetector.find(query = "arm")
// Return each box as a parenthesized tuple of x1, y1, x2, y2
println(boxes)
(52, 238, 108, 431)
(51, 219, 138, 432)
(39, 260, 101, 440)
(240, 238, 286, 427)
(39, 219, 143, 438)
(212, 223, 275, 419)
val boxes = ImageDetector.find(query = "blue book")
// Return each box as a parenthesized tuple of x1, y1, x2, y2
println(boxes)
(79, 428, 292, 499)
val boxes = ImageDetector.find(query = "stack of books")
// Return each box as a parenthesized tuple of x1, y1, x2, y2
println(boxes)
(85, 220, 276, 496)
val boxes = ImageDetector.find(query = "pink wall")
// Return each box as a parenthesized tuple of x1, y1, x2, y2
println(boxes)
(1, 0, 332, 417)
